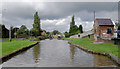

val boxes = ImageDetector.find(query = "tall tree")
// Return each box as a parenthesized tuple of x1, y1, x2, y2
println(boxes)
(33, 12, 41, 36)
(70, 15, 75, 26)
(69, 15, 79, 35)
(79, 25, 83, 33)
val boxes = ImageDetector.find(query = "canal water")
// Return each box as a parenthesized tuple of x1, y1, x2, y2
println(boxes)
(2, 39, 118, 67)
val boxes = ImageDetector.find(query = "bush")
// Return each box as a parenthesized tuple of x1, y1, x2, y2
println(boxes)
(36, 35, 48, 40)
(29, 35, 48, 41)
(64, 32, 70, 38)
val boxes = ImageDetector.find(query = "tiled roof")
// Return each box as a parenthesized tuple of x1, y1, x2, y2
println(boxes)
(96, 18, 114, 26)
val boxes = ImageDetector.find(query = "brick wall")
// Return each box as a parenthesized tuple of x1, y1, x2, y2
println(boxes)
(99, 26, 114, 37)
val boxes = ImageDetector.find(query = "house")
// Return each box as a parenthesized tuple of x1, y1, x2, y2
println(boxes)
(93, 18, 114, 40)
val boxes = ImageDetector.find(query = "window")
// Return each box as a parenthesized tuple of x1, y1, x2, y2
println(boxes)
(107, 28, 112, 34)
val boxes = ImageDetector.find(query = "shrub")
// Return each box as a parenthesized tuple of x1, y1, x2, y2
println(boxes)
(36, 35, 48, 40)
(64, 32, 70, 38)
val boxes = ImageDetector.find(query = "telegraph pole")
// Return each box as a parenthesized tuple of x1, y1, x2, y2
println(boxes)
(9, 26, 12, 42)
(93, 10, 96, 40)
(14, 28, 16, 39)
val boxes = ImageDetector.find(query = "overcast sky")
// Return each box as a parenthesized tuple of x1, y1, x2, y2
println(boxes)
(1, 1, 118, 32)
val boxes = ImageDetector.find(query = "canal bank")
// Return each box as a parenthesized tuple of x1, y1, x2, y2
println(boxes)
(66, 35, 120, 66)
(68, 42, 120, 66)
(1, 39, 118, 67)
(0, 41, 39, 63)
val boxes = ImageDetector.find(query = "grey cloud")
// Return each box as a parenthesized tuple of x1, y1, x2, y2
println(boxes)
(2, 2, 118, 32)
(2, 2, 35, 20)
(38, 2, 118, 20)
(2, 2, 118, 20)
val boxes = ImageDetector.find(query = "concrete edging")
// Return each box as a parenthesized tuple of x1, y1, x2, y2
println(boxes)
(0, 41, 39, 63)
(68, 42, 120, 66)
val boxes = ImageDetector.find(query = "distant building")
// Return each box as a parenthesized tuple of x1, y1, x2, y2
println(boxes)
(93, 18, 114, 40)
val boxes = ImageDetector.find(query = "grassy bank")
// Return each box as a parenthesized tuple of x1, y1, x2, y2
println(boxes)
(67, 37, 119, 58)
(0, 39, 37, 58)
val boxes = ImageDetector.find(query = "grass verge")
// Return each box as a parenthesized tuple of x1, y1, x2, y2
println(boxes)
(0, 39, 37, 58)
(67, 37, 119, 58)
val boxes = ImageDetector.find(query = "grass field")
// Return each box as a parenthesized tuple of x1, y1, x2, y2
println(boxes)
(67, 37, 119, 58)
(0, 39, 37, 58)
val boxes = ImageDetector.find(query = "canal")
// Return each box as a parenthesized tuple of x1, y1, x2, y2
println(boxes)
(2, 39, 118, 67)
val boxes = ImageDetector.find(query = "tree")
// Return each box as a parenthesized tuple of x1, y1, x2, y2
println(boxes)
(52, 30, 60, 35)
(69, 15, 79, 35)
(69, 15, 75, 33)
(16, 25, 29, 38)
(70, 15, 75, 26)
(64, 32, 70, 38)
(46, 32, 50, 35)
(0, 24, 9, 38)
(32, 12, 41, 36)
(79, 25, 83, 33)
(30, 28, 38, 37)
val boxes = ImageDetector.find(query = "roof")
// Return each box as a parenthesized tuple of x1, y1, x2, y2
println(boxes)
(96, 19, 114, 26)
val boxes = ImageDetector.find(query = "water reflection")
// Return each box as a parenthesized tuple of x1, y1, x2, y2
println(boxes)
(33, 43, 40, 63)
(69, 45, 117, 67)
(70, 46, 75, 61)
(93, 55, 116, 67)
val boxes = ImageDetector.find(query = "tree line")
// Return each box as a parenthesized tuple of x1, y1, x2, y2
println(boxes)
(1, 12, 42, 38)
(1, 12, 62, 39)
(64, 15, 83, 38)
(0, 15, 83, 38)
(1, 12, 120, 38)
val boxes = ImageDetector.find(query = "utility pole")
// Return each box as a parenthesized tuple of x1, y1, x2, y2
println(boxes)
(93, 10, 97, 40)
(9, 26, 12, 42)
(14, 28, 16, 39)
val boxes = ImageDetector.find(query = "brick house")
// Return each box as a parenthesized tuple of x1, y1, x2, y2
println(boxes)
(93, 18, 114, 40)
